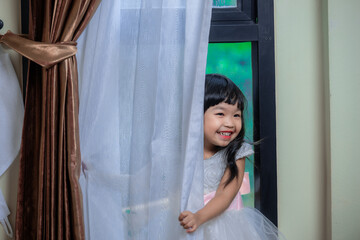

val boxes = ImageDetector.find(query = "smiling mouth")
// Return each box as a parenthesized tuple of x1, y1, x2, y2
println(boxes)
(219, 132, 232, 136)
(217, 131, 233, 139)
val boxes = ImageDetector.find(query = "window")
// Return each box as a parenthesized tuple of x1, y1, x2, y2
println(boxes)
(212, 0, 237, 8)
(208, 0, 278, 225)
(206, 42, 255, 207)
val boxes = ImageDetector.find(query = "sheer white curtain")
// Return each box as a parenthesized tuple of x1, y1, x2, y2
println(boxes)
(0, 48, 24, 238)
(76, 0, 212, 239)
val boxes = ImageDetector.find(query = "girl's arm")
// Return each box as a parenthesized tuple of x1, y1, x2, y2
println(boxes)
(178, 158, 245, 233)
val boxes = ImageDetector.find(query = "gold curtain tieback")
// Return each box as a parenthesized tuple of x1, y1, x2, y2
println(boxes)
(0, 30, 77, 69)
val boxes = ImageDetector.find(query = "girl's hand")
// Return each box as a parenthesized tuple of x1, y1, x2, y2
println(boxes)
(178, 211, 201, 233)
(178, 159, 246, 232)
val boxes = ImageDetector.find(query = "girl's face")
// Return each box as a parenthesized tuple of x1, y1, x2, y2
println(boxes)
(203, 102, 242, 154)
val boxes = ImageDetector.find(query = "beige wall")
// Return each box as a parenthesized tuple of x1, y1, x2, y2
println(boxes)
(275, 0, 360, 240)
(275, 0, 327, 239)
(327, 1, 360, 239)
(0, 1, 21, 239)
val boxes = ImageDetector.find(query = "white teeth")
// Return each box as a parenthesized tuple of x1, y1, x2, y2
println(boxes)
(219, 132, 231, 136)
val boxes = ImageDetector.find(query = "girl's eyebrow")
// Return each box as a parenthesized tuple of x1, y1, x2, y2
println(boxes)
(212, 106, 226, 110)
(212, 106, 241, 113)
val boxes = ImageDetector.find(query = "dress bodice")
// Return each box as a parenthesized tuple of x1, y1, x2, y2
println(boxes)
(204, 143, 254, 194)
(202, 143, 286, 240)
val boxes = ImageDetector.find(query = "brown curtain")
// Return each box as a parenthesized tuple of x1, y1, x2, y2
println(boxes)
(0, 0, 101, 239)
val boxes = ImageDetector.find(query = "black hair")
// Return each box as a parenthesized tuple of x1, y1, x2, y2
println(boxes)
(204, 73, 247, 187)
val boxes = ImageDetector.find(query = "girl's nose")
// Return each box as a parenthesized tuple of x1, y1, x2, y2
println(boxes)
(224, 117, 234, 128)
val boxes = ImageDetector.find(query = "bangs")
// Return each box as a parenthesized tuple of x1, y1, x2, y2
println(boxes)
(204, 74, 246, 113)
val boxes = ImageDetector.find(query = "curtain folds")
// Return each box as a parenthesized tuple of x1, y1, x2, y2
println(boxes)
(76, 0, 212, 239)
(0, 0, 101, 239)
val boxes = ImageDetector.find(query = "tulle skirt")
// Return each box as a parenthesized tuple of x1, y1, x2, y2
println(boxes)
(202, 207, 286, 240)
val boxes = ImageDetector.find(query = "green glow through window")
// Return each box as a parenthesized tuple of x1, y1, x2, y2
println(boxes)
(206, 42, 254, 207)
(212, 0, 237, 8)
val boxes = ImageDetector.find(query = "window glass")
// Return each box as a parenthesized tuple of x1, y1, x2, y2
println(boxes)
(212, 0, 237, 8)
(206, 42, 254, 207)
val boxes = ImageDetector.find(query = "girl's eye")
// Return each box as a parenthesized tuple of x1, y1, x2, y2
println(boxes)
(215, 113, 224, 116)
(234, 114, 241, 118)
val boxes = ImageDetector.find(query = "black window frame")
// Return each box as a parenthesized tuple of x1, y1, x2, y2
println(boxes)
(209, 0, 278, 225)
(212, 0, 256, 22)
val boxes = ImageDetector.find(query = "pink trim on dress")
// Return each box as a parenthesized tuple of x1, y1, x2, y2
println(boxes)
(204, 172, 250, 210)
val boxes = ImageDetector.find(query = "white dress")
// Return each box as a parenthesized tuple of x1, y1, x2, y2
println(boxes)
(203, 143, 286, 240)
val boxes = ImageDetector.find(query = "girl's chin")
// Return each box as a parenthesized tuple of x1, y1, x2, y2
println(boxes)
(216, 136, 232, 143)
(215, 140, 231, 147)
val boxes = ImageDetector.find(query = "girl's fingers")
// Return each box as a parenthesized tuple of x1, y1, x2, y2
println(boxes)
(180, 217, 191, 227)
(187, 225, 197, 233)
(178, 211, 189, 221)
(178, 211, 198, 232)
(184, 220, 195, 229)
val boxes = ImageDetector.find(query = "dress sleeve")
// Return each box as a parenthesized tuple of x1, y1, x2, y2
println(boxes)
(235, 143, 254, 160)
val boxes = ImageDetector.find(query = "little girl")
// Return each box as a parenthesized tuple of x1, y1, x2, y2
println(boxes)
(178, 74, 285, 239)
